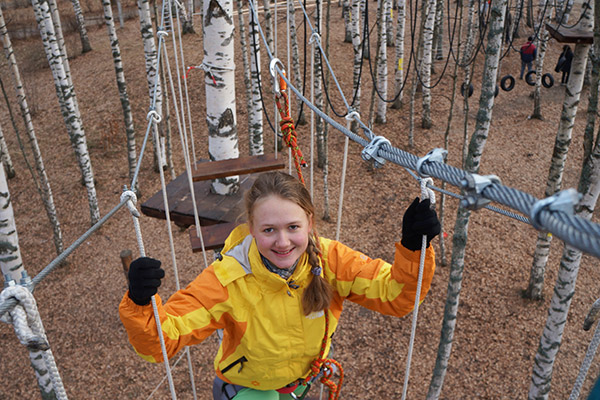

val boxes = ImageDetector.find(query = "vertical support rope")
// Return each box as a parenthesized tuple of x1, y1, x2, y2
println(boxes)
(401, 178, 435, 400)
(335, 115, 354, 242)
(121, 190, 178, 400)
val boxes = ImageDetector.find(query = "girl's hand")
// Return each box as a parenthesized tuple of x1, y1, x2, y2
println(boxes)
(128, 257, 165, 305)
(400, 198, 441, 251)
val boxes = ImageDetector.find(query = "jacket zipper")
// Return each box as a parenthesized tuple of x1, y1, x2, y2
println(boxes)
(221, 355, 248, 374)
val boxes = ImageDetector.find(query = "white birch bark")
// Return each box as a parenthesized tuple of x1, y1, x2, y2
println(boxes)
(32, 0, 100, 225)
(432, 0, 444, 60)
(0, 8, 63, 255)
(314, 0, 326, 169)
(421, 0, 436, 129)
(262, 0, 274, 53)
(102, 0, 137, 190)
(288, 0, 306, 125)
(528, 4, 598, 398)
(179, 0, 195, 33)
(385, 0, 393, 47)
(391, 0, 405, 109)
(0, 122, 15, 180)
(248, 5, 264, 155)
(426, 1, 507, 397)
(350, 0, 362, 131)
(204, 0, 239, 194)
(70, 0, 92, 53)
(530, 2, 550, 120)
(524, 1, 592, 300)
(375, 0, 389, 124)
(116, 0, 125, 28)
(461, 0, 478, 166)
(137, 0, 164, 173)
(343, 0, 352, 42)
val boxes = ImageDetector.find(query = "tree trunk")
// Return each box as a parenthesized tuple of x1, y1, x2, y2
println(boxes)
(343, 0, 352, 42)
(524, 1, 593, 301)
(204, 0, 240, 194)
(314, 0, 326, 170)
(236, 0, 255, 156)
(116, 0, 125, 28)
(421, 0, 436, 129)
(374, 0, 389, 124)
(528, 5, 598, 397)
(513, 0, 524, 39)
(385, 0, 394, 47)
(137, 0, 164, 173)
(32, 0, 100, 226)
(530, 3, 550, 120)
(0, 10, 63, 255)
(262, 0, 274, 53)
(426, 1, 507, 397)
(102, 0, 137, 191)
(179, 0, 196, 34)
(288, 0, 306, 126)
(391, 0, 405, 109)
(248, 7, 264, 156)
(70, 0, 92, 53)
(350, 0, 362, 132)
(461, 0, 478, 167)
(0, 122, 15, 180)
(432, 0, 444, 60)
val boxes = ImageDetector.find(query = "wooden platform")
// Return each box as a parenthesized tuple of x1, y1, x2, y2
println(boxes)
(546, 23, 593, 44)
(141, 155, 286, 251)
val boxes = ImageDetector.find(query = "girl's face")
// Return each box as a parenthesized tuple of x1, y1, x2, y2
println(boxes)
(249, 194, 313, 270)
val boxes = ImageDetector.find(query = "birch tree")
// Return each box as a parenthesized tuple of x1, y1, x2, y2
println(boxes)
(204, 0, 239, 194)
(137, 0, 165, 173)
(248, 7, 264, 155)
(350, 0, 362, 131)
(432, 0, 444, 60)
(426, 1, 507, 397)
(0, 11, 63, 255)
(461, 0, 479, 166)
(70, 0, 92, 53)
(375, 0, 389, 124)
(524, 1, 593, 300)
(262, 0, 274, 53)
(528, 5, 598, 399)
(102, 0, 137, 190)
(391, 0, 406, 109)
(0, 122, 14, 180)
(530, 1, 551, 120)
(421, 0, 436, 129)
(32, 0, 100, 225)
(343, 0, 352, 42)
(288, 0, 306, 126)
(314, 0, 326, 169)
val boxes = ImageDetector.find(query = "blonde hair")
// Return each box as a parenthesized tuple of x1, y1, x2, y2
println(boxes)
(245, 171, 333, 315)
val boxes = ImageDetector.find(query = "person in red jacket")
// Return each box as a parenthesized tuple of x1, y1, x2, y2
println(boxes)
(520, 36, 537, 79)
(119, 171, 440, 399)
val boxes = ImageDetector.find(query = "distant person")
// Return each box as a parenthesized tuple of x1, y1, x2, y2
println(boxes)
(519, 36, 537, 80)
(555, 45, 574, 85)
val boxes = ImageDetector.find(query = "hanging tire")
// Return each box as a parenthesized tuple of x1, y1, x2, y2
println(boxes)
(461, 82, 474, 98)
(542, 73, 554, 88)
(525, 70, 537, 86)
(500, 75, 515, 91)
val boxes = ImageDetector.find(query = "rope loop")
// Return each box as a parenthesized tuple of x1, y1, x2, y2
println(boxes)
(146, 109, 162, 123)
(157, 30, 169, 39)
(344, 110, 360, 122)
(121, 189, 140, 218)
(309, 32, 321, 45)
(420, 177, 435, 205)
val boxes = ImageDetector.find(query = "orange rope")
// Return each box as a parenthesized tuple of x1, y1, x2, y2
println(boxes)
(299, 310, 344, 400)
(275, 78, 307, 185)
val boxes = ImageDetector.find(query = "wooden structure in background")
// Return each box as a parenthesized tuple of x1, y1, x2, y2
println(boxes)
(546, 23, 593, 44)
(141, 154, 286, 251)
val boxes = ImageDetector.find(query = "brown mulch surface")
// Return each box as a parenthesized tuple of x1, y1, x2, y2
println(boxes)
(1, 3, 599, 399)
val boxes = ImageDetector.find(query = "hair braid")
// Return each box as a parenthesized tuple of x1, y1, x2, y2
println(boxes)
(302, 233, 333, 315)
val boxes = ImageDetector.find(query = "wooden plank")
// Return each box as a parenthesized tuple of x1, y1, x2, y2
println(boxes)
(140, 172, 256, 228)
(192, 154, 285, 181)
(189, 222, 239, 252)
(546, 23, 593, 44)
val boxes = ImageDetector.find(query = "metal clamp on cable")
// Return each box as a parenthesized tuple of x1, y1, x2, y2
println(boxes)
(460, 173, 501, 210)
(529, 188, 581, 230)
(269, 58, 285, 95)
(416, 148, 447, 178)
(361, 136, 390, 168)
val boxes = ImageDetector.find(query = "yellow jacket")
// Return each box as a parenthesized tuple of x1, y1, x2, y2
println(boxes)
(119, 224, 435, 390)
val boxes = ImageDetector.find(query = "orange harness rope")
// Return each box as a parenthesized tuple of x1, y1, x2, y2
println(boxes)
(275, 75, 307, 185)
(298, 310, 344, 400)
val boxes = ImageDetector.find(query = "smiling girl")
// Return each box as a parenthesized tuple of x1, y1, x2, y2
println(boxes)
(119, 171, 440, 399)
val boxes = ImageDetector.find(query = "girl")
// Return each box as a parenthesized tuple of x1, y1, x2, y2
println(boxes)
(119, 171, 440, 399)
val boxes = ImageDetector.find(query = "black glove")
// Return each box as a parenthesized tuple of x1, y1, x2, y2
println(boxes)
(128, 257, 165, 306)
(401, 197, 441, 251)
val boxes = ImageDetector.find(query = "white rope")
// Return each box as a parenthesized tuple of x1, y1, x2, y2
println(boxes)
(335, 112, 357, 241)
(120, 190, 178, 400)
(401, 177, 434, 400)
(0, 285, 68, 400)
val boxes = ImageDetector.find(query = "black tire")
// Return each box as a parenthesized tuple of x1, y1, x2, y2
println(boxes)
(494, 85, 499, 97)
(500, 75, 515, 91)
(461, 82, 474, 98)
(542, 73, 554, 88)
(525, 70, 537, 86)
